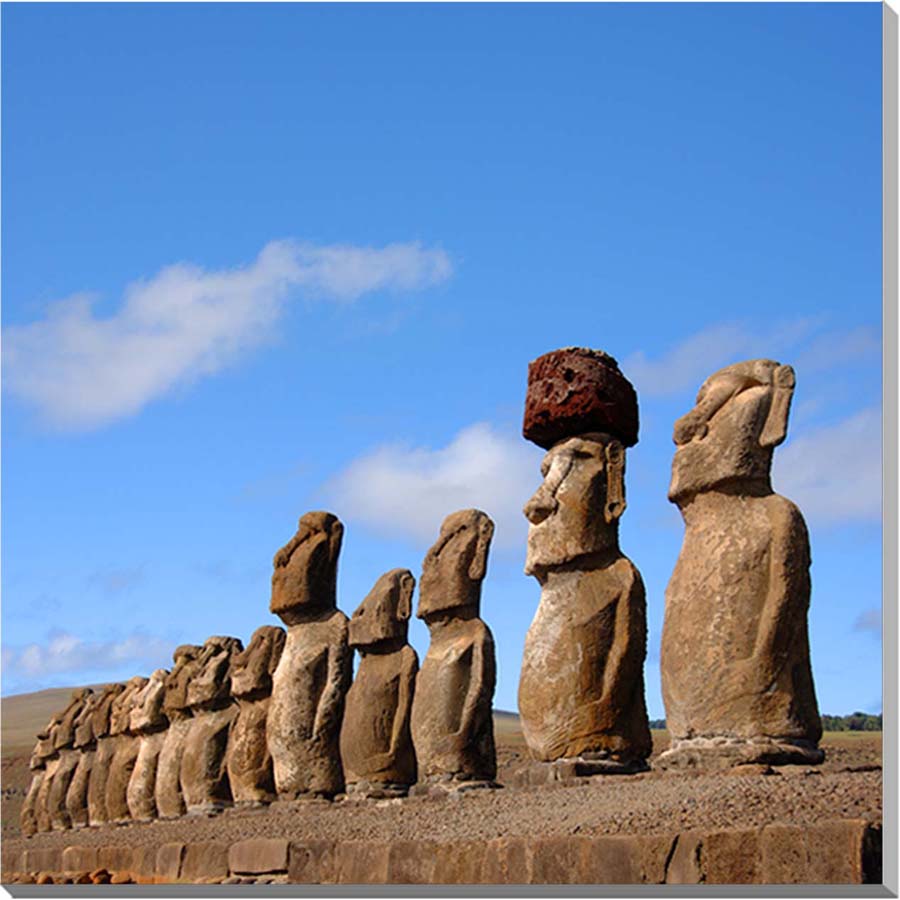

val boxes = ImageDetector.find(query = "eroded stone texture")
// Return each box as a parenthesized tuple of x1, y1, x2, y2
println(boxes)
(87, 683, 125, 827)
(155, 645, 202, 819)
(22, 715, 61, 835)
(65, 691, 103, 828)
(126, 668, 169, 821)
(48, 689, 92, 831)
(410, 510, 497, 784)
(522, 348, 639, 450)
(226, 626, 286, 806)
(341, 569, 419, 796)
(660, 359, 823, 768)
(181, 636, 243, 814)
(105, 676, 147, 823)
(268, 511, 351, 799)
(518, 434, 651, 770)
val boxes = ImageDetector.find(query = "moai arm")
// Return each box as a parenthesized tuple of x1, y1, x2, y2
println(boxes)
(388, 648, 418, 762)
(312, 632, 351, 739)
(454, 632, 494, 748)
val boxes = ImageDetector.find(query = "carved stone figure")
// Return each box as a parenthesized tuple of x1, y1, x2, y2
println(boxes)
(87, 683, 125, 826)
(22, 717, 60, 836)
(21, 744, 46, 836)
(180, 636, 243, 814)
(155, 645, 202, 819)
(410, 510, 498, 785)
(105, 676, 147, 823)
(226, 626, 286, 806)
(659, 359, 823, 768)
(340, 569, 419, 797)
(65, 691, 102, 828)
(268, 511, 351, 799)
(126, 668, 169, 821)
(48, 689, 92, 830)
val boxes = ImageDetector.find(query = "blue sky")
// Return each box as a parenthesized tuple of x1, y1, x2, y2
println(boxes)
(2, 2, 882, 719)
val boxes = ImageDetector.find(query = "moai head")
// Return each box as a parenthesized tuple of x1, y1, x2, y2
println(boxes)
(271, 511, 344, 624)
(73, 691, 101, 750)
(54, 688, 92, 750)
(109, 677, 148, 736)
(349, 568, 415, 650)
(523, 433, 626, 576)
(162, 644, 202, 717)
(230, 626, 286, 699)
(130, 668, 169, 734)
(186, 636, 243, 710)
(417, 510, 494, 622)
(91, 683, 126, 740)
(34, 714, 62, 765)
(669, 359, 795, 505)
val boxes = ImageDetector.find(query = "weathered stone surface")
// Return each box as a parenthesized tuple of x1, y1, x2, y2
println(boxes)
(523, 347, 639, 449)
(45, 690, 92, 831)
(341, 569, 418, 793)
(228, 838, 290, 875)
(180, 842, 229, 882)
(86, 683, 125, 826)
(387, 840, 438, 884)
(97, 845, 134, 875)
(226, 625, 285, 806)
(411, 510, 497, 783)
(130, 845, 159, 884)
(126, 668, 169, 821)
(156, 843, 186, 882)
(287, 840, 336, 884)
(268, 512, 351, 798)
(35, 756, 59, 833)
(65, 752, 94, 829)
(519, 433, 651, 767)
(105, 676, 147, 823)
(703, 828, 761, 884)
(432, 840, 487, 883)
(23, 848, 62, 873)
(482, 836, 530, 883)
(660, 360, 823, 769)
(334, 840, 390, 884)
(20, 771, 44, 836)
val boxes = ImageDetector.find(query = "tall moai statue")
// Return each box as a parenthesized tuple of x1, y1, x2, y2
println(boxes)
(181, 635, 243, 815)
(87, 683, 125, 826)
(155, 645, 202, 819)
(126, 668, 169, 821)
(47, 688, 92, 830)
(105, 675, 148, 823)
(518, 348, 651, 775)
(226, 625, 286, 806)
(22, 715, 61, 835)
(65, 691, 102, 828)
(410, 510, 498, 787)
(340, 569, 419, 798)
(21, 740, 47, 836)
(659, 359, 823, 768)
(267, 511, 352, 799)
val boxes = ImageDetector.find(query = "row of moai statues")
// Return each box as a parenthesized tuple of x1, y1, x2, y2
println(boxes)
(517, 347, 822, 774)
(21, 508, 499, 835)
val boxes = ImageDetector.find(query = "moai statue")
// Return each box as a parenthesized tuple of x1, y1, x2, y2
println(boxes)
(105, 676, 148, 823)
(340, 569, 419, 798)
(48, 688, 92, 830)
(517, 348, 651, 776)
(181, 635, 243, 815)
(126, 668, 169, 821)
(659, 359, 823, 768)
(21, 717, 60, 836)
(65, 691, 103, 828)
(410, 510, 498, 788)
(87, 683, 125, 826)
(225, 626, 286, 806)
(21, 743, 46, 836)
(155, 645, 202, 819)
(267, 511, 352, 799)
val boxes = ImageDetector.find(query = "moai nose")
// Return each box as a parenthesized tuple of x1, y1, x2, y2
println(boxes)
(523, 488, 556, 525)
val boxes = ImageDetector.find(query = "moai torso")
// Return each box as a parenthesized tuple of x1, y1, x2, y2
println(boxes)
(267, 511, 351, 799)
(126, 668, 169, 821)
(65, 691, 102, 828)
(105, 676, 147, 823)
(34, 719, 63, 833)
(660, 359, 822, 768)
(226, 625, 285, 806)
(410, 510, 497, 783)
(48, 689, 92, 831)
(87, 683, 125, 826)
(340, 569, 419, 794)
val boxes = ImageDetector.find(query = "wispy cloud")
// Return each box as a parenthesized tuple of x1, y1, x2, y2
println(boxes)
(323, 422, 540, 549)
(3, 239, 452, 430)
(853, 607, 882, 636)
(774, 407, 881, 525)
(86, 566, 144, 594)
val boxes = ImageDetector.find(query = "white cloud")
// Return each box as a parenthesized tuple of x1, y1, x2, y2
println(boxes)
(3, 240, 452, 430)
(853, 608, 882, 636)
(774, 407, 882, 525)
(324, 422, 540, 549)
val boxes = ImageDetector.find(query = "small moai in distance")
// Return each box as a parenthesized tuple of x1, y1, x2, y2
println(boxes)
(105, 675, 147, 824)
(267, 511, 352, 799)
(126, 668, 169, 821)
(340, 569, 419, 798)
(181, 635, 243, 815)
(21, 715, 60, 835)
(155, 645, 202, 819)
(659, 359, 823, 769)
(225, 625, 286, 806)
(65, 691, 102, 828)
(48, 688, 92, 830)
(517, 348, 651, 777)
(87, 682, 125, 826)
(410, 510, 498, 790)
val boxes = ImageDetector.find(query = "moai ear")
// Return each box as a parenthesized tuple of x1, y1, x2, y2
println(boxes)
(468, 515, 495, 581)
(267, 629, 286, 676)
(328, 519, 345, 565)
(759, 364, 795, 448)
(397, 571, 416, 621)
(604, 440, 627, 523)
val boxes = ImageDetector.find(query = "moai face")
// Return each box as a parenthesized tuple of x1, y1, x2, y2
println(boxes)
(417, 510, 494, 621)
(162, 645, 202, 716)
(54, 689, 92, 750)
(669, 359, 795, 505)
(35, 716, 61, 762)
(91, 683, 125, 740)
(230, 626, 286, 699)
(271, 511, 344, 624)
(523, 434, 626, 576)
(349, 569, 415, 649)
(186, 636, 243, 709)
(130, 668, 169, 733)
(109, 677, 147, 736)
(73, 692, 100, 750)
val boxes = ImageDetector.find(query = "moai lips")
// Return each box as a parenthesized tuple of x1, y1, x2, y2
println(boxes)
(268, 512, 351, 799)
(660, 359, 823, 769)
(410, 510, 498, 786)
(87, 683, 125, 827)
(341, 569, 419, 796)
(126, 669, 169, 821)
(226, 626, 285, 806)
